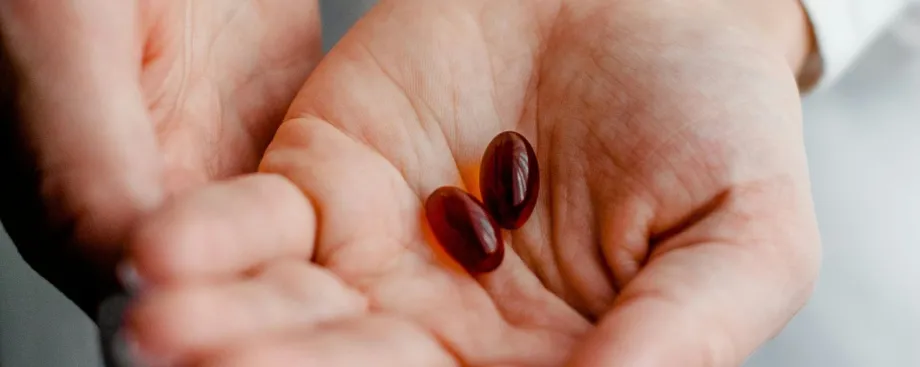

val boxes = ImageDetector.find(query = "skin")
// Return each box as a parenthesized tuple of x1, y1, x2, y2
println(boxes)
(123, 0, 822, 366)
(0, 0, 322, 316)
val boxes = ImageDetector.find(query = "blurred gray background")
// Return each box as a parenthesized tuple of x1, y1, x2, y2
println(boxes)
(2, 1, 919, 366)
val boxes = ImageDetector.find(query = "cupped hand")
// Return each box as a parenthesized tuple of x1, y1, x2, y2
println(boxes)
(127, 0, 822, 365)
(0, 0, 322, 316)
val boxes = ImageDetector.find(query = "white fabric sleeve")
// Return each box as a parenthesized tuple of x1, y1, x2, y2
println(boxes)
(799, 0, 913, 90)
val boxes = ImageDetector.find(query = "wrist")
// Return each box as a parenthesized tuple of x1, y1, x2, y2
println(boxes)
(726, 0, 816, 77)
(569, 0, 816, 78)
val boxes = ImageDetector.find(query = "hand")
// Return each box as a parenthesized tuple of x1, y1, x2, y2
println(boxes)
(0, 0, 322, 317)
(126, 0, 821, 365)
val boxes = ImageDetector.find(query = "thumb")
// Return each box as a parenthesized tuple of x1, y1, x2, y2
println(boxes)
(0, 1, 162, 315)
(567, 190, 821, 367)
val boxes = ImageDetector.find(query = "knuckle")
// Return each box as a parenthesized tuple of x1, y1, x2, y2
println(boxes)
(130, 204, 203, 282)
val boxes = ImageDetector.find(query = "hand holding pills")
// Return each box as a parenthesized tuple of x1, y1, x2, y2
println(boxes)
(3, 0, 820, 366)
(122, 0, 819, 363)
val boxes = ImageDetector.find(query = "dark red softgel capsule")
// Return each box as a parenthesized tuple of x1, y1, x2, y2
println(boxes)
(480, 131, 540, 229)
(425, 186, 504, 274)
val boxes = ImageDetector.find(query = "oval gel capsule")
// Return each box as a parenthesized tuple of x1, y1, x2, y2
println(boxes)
(480, 131, 539, 230)
(425, 186, 504, 274)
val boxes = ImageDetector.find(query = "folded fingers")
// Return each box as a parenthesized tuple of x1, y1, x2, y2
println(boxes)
(126, 259, 367, 363)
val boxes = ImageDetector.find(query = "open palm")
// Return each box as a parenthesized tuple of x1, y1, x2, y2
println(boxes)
(128, 0, 821, 366)
(0, 0, 321, 316)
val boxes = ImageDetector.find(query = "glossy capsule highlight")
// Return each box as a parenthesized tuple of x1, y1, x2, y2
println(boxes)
(480, 131, 540, 230)
(425, 186, 504, 274)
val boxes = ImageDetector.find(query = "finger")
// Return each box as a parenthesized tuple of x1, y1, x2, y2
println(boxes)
(0, 1, 162, 262)
(126, 260, 367, 363)
(201, 316, 458, 367)
(567, 191, 822, 367)
(128, 174, 316, 284)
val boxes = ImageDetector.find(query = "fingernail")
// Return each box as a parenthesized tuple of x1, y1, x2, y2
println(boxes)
(98, 294, 173, 367)
(117, 261, 146, 295)
(97, 294, 139, 367)
(110, 329, 141, 367)
(111, 329, 173, 367)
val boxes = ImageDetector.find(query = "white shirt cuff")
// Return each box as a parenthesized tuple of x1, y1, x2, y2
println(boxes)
(799, 0, 912, 90)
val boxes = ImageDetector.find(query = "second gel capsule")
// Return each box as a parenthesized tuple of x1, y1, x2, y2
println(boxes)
(480, 131, 540, 229)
